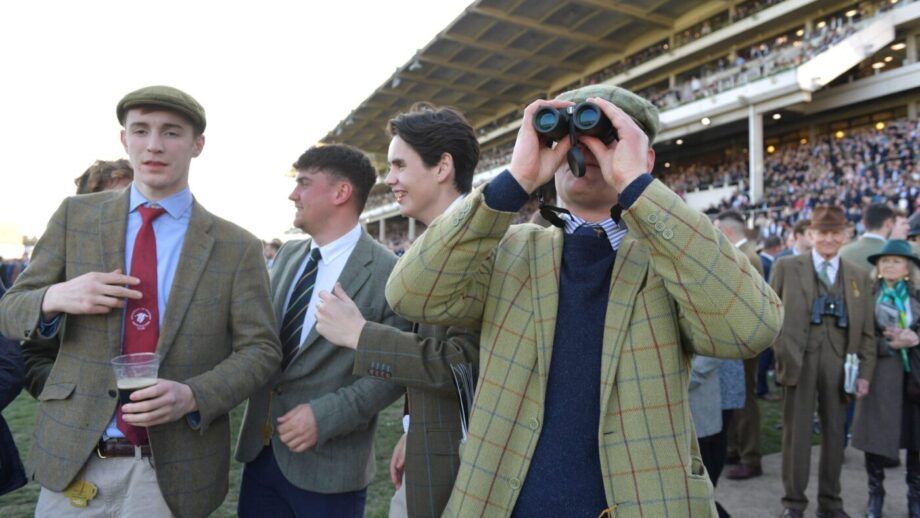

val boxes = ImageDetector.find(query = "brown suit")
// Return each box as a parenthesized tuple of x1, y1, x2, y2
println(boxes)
(771, 253, 875, 512)
(728, 240, 766, 468)
(354, 322, 478, 518)
(0, 189, 281, 517)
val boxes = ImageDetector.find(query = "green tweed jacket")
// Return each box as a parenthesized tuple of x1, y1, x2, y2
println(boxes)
(235, 232, 408, 493)
(354, 321, 478, 518)
(385, 179, 784, 517)
(839, 235, 884, 272)
(0, 189, 281, 518)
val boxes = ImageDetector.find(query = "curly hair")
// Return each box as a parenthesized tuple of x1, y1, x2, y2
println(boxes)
(74, 159, 133, 194)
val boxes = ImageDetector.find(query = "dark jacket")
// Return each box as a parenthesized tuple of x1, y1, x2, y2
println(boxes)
(0, 280, 27, 496)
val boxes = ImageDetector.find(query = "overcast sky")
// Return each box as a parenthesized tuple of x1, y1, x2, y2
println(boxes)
(0, 0, 471, 243)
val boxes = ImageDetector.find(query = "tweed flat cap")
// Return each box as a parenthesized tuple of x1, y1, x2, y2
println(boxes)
(117, 85, 206, 133)
(556, 85, 660, 144)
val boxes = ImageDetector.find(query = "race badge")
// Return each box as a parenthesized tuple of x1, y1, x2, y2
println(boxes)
(130, 308, 154, 331)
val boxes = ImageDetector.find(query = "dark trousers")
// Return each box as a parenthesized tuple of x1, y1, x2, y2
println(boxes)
(239, 447, 367, 518)
(699, 411, 733, 487)
(756, 348, 775, 396)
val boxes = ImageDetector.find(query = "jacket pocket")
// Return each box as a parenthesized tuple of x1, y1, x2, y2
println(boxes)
(37, 382, 75, 401)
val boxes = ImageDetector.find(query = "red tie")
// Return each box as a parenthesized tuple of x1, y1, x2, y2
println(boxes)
(117, 206, 166, 445)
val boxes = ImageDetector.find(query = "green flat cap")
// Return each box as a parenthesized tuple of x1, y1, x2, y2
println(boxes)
(116, 85, 206, 133)
(557, 85, 660, 144)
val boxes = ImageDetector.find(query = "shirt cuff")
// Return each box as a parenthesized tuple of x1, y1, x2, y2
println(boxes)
(483, 170, 531, 213)
(618, 173, 654, 210)
(38, 315, 61, 338)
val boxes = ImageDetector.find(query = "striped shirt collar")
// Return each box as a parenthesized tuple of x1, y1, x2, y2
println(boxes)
(561, 213, 628, 251)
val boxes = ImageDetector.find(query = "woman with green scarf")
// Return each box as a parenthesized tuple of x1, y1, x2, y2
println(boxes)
(853, 239, 920, 518)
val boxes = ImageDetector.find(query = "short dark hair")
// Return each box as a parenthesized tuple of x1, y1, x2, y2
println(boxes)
(863, 203, 896, 231)
(292, 145, 377, 213)
(792, 219, 810, 236)
(387, 102, 480, 194)
(716, 210, 746, 226)
(763, 235, 783, 249)
(74, 159, 134, 194)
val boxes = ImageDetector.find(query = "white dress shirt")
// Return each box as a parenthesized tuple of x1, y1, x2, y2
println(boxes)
(284, 223, 363, 347)
(811, 248, 840, 286)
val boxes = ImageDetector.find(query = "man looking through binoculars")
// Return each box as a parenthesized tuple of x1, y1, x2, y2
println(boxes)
(385, 84, 783, 517)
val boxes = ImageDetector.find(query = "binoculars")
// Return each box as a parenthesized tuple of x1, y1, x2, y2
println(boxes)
(810, 294, 849, 329)
(532, 102, 618, 177)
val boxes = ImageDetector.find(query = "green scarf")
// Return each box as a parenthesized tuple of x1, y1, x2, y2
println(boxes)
(879, 279, 911, 371)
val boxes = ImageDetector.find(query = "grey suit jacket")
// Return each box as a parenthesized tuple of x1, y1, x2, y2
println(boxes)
(0, 189, 281, 518)
(235, 231, 408, 493)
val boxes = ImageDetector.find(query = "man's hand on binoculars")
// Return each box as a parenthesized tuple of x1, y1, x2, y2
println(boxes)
(510, 99, 573, 194)
(579, 97, 652, 194)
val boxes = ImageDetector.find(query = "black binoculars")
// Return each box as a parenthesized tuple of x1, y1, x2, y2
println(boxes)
(532, 102, 618, 177)
(810, 294, 848, 328)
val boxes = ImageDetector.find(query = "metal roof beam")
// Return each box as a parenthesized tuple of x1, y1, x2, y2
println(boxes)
(570, 0, 672, 28)
(399, 72, 525, 105)
(417, 55, 548, 89)
(441, 33, 584, 73)
(471, 6, 624, 50)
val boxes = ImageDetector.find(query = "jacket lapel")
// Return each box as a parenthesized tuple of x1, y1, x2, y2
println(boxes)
(157, 200, 214, 359)
(530, 227, 563, 393)
(598, 236, 648, 419)
(271, 239, 312, 326)
(285, 231, 374, 369)
(100, 190, 130, 357)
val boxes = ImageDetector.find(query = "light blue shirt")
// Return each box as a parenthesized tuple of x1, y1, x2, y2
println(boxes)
(106, 183, 192, 439)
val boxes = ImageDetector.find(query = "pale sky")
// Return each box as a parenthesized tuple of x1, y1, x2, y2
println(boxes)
(0, 0, 472, 243)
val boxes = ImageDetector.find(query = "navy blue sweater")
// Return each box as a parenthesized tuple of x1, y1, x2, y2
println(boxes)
(512, 231, 615, 517)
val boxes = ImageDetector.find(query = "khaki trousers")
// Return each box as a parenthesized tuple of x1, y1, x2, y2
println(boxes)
(781, 344, 847, 512)
(728, 355, 762, 467)
(388, 475, 408, 518)
(35, 450, 173, 518)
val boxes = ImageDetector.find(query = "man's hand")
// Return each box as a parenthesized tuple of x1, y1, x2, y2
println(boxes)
(577, 97, 652, 193)
(315, 283, 365, 349)
(390, 432, 407, 489)
(41, 269, 141, 319)
(276, 403, 318, 453)
(856, 378, 870, 399)
(508, 99, 573, 194)
(121, 379, 198, 427)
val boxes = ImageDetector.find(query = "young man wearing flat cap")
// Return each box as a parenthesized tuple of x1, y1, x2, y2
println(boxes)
(771, 206, 876, 518)
(385, 84, 784, 516)
(0, 85, 281, 517)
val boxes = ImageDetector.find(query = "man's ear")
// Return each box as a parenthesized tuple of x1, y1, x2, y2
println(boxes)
(436, 153, 455, 184)
(333, 180, 354, 207)
(192, 134, 206, 158)
(646, 147, 655, 172)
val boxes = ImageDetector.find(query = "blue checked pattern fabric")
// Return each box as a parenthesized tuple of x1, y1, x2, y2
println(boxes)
(280, 247, 321, 368)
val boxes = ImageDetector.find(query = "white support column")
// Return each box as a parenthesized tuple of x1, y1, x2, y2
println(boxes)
(748, 105, 764, 204)
(906, 31, 918, 64)
(408, 218, 416, 241)
(909, 100, 918, 121)
(378, 219, 385, 243)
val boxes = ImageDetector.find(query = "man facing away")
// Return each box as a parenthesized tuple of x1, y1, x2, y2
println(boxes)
(314, 103, 481, 518)
(385, 84, 783, 517)
(0, 85, 281, 518)
(235, 144, 408, 517)
(840, 203, 895, 271)
(771, 206, 876, 518)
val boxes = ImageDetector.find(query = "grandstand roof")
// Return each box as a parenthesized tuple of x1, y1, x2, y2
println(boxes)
(320, 0, 715, 156)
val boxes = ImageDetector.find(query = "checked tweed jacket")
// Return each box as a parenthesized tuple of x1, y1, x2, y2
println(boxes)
(354, 321, 479, 517)
(385, 178, 784, 517)
(0, 189, 281, 518)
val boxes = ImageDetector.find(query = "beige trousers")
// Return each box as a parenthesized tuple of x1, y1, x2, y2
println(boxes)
(388, 475, 408, 518)
(35, 450, 173, 518)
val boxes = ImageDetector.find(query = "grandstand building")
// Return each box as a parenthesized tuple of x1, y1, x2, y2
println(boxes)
(320, 0, 920, 248)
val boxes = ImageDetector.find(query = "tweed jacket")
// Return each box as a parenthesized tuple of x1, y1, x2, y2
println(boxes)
(235, 232, 408, 493)
(840, 235, 885, 272)
(354, 321, 478, 518)
(739, 240, 765, 278)
(0, 189, 281, 518)
(385, 179, 783, 517)
(769, 253, 876, 387)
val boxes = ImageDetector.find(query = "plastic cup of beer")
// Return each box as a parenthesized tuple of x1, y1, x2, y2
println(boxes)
(111, 352, 159, 406)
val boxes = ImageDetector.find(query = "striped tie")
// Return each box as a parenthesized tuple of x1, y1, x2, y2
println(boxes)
(279, 247, 322, 369)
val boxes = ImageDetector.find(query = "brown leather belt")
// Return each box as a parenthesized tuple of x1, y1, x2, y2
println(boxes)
(96, 438, 152, 458)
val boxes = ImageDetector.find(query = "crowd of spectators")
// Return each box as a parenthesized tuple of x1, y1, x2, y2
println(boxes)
(666, 119, 919, 239)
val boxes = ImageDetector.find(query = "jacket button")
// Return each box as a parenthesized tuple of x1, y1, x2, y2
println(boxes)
(662, 228, 673, 240)
(646, 213, 658, 224)
(509, 477, 521, 490)
(654, 221, 666, 232)
(529, 417, 540, 430)
(108, 390, 117, 398)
